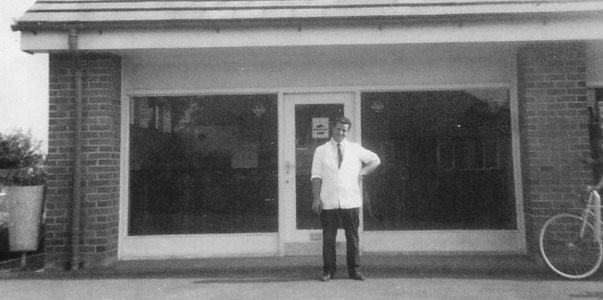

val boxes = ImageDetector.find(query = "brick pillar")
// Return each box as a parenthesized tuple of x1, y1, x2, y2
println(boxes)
(517, 42, 590, 256)
(46, 53, 121, 269)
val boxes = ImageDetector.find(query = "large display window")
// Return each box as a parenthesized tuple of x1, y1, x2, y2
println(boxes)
(361, 89, 515, 231)
(128, 95, 278, 235)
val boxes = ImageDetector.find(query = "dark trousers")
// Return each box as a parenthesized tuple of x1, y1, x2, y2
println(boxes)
(320, 208, 360, 275)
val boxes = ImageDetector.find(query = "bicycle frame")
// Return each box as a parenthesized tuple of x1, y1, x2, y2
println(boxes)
(580, 190, 601, 242)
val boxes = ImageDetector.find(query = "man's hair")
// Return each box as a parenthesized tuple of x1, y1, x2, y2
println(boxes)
(333, 116, 352, 128)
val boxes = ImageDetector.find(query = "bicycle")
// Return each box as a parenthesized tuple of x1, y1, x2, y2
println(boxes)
(539, 186, 603, 279)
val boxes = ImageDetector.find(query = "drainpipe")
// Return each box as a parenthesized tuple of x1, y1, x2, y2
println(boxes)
(68, 27, 83, 271)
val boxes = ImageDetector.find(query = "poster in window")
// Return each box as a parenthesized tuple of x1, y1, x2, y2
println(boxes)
(312, 118, 329, 139)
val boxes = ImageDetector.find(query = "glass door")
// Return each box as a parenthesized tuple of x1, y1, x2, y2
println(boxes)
(281, 92, 356, 254)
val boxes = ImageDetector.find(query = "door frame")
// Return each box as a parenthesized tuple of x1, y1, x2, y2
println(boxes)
(279, 92, 358, 254)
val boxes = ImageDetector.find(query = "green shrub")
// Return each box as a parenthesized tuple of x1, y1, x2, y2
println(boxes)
(0, 130, 46, 186)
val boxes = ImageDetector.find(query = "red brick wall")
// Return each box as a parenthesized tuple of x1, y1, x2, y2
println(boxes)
(46, 53, 121, 269)
(517, 42, 591, 256)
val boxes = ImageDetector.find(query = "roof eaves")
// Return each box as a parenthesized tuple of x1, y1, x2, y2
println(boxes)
(12, 10, 603, 33)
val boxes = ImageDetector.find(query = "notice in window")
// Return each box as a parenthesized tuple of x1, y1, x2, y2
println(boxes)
(312, 118, 329, 139)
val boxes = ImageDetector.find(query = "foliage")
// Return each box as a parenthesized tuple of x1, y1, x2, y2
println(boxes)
(0, 130, 46, 186)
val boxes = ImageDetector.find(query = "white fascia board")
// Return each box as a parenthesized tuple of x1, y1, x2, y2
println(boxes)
(20, 18, 603, 52)
(21, 31, 67, 52)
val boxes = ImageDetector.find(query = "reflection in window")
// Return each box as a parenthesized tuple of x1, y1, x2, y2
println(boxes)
(129, 95, 278, 235)
(362, 90, 515, 231)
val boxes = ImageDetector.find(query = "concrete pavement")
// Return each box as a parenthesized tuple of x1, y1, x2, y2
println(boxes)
(0, 253, 546, 278)
(3, 273, 603, 300)
(1, 254, 602, 300)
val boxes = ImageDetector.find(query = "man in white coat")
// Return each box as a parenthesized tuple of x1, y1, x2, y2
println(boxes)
(311, 116, 381, 281)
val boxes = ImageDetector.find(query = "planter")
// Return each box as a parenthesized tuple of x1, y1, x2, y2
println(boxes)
(5, 185, 45, 252)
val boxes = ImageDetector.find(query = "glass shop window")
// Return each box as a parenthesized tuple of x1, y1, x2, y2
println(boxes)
(361, 89, 516, 231)
(128, 95, 278, 235)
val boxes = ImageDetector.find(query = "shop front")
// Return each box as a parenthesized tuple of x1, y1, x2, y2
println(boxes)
(118, 43, 525, 259)
(12, 0, 603, 268)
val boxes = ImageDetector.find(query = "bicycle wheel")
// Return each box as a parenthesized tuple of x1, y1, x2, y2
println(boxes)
(539, 213, 603, 279)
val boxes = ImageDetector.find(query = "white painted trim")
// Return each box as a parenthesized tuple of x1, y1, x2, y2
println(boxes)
(20, 18, 603, 52)
(123, 82, 511, 99)
(123, 88, 281, 98)
(355, 90, 364, 234)
(118, 80, 525, 259)
(363, 230, 525, 254)
(509, 49, 527, 254)
(120, 234, 280, 260)
(118, 68, 130, 260)
(277, 91, 286, 257)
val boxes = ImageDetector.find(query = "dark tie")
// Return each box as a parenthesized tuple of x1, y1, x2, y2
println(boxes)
(337, 143, 343, 169)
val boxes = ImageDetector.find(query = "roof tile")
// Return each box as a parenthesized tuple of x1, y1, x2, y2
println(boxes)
(14, 0, 603, 29)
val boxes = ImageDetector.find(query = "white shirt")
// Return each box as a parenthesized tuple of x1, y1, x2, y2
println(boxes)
(311, 139, 380, 209)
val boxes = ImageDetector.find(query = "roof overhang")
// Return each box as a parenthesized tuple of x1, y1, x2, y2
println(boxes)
(12, 0, 603, 32)
(11, 0, 603, 53)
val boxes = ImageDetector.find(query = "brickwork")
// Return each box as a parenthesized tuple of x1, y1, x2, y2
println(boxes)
(46, 53, 121, 269)
(517, 42, 591, 256)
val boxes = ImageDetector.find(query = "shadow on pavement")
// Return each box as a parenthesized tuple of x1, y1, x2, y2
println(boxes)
(4, 254, 601, 283)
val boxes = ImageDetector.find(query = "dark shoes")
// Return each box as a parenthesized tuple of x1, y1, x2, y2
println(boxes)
(320, 273, 334, 281)
(320, 272, 365, 281)
(349, 272, 365, 281)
